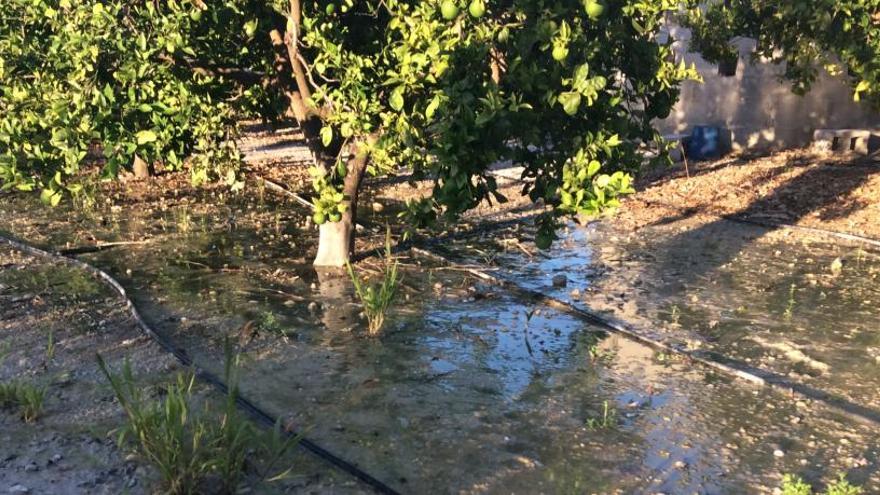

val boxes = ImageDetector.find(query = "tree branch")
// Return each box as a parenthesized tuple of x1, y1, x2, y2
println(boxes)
(156, 53, 264, 85)
(286, 0, 318, 115)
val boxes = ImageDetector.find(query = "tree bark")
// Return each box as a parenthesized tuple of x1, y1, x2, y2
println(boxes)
(132, 154, 152, 179)
(279, 0, 370, 267)
(313, 142, 370, 267)
(270, 28, 335, 170)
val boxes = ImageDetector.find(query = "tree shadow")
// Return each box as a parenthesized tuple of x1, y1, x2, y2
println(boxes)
(632, 159, 880, 422)
(647, 154, 878, 249)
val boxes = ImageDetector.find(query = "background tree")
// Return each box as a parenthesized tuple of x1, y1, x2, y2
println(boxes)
(0, 0, 282, 203)
(684, 1, 880, 104)
(1, 0, 700, 267)
(284, 0, 699, 266)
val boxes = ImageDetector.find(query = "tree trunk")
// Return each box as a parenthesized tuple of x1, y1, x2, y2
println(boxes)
(313, 142, 369, 267)
(132, 154, 152, 179)
(314, 267, 359, 332)
(279, 0, 370, 267)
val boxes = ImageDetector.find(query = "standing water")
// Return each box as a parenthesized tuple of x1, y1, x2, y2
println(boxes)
(1, 193, 878, 493)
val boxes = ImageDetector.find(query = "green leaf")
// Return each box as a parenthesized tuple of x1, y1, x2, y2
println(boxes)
(321, 126, 333, 147)
(389, 86, 405, 112)
(574, 64, 590, 83)
(558, 92, 582, 115)
(135, 130, 158, 145)
(854, 80, 870, 101)
(40, 188, 62, 207)
(425, 95, 441, 119)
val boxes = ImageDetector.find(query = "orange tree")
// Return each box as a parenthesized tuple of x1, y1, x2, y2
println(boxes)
(684, 1, 880, 102)
(285, 0, 698, 265)
(0, 0, 281, 202)
(1, 0, 699, 266)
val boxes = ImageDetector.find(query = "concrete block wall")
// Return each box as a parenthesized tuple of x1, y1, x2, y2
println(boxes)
(657, 25, 880, 152)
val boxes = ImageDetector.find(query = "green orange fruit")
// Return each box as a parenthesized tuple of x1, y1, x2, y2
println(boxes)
(552, 45, 569, 61)
(244, 20, 257, 37)
(584, 0, 606, 20)
(468, 0, 485, 18)
(441, 0, 459, 20)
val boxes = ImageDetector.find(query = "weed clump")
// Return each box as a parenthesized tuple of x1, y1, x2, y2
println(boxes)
(97, 341, 299, 494)
(347, 228, 401, 336)
(781, 473, 862, 495)
(0, 345, 47, 423)
(0, 381, 46, 423)
(585, 400, 617, 430)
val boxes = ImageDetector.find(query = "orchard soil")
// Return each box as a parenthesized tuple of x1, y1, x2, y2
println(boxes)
(0, 147, 879, 493)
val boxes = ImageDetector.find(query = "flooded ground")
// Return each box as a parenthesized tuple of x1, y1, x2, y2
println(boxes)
(2, 187, 880, 493)
(0, 245, 357, 494)
(476, 217, 880, 417)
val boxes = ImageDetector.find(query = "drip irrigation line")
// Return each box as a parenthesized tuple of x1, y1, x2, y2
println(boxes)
(635, 199, 880, 249)
(255, 175, 315, 210)
(59, 240, 152, 256)
(720, 214, 880, 249)
(0, 233, 401, 495)
(482, 161, 880, 250)
(410, 244, 880, 427)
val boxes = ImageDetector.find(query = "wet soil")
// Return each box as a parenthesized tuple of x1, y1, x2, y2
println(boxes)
(621, 149, 880, 238)
(1, 146, 879, 493)
(0, 247, 365, 494)
(0, 246, 171, 494)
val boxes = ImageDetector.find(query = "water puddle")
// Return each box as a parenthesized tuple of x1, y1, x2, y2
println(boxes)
(2, 194, 879, 492)
(479, 218, 880, 417)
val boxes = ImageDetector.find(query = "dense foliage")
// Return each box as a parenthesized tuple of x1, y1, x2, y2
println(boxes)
(297, 0, 700, 247)
(0, 0, 281, 204)
(684, 1, 880, 105)
(1, 0, 701, 251)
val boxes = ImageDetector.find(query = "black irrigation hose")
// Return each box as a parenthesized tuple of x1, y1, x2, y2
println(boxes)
(0, 233, 401, 495)
(410, 244, 880, 427)
(720, 214, 880, 249)
(636, 199, 880, 250)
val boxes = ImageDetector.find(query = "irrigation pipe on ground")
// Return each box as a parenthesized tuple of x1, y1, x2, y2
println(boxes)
(410, 244, 880, 428)
(0, 233, 401, 495)
(632, 199, 880, 250)
(254, 165, 880, 425)
(720, 214, 880, 249)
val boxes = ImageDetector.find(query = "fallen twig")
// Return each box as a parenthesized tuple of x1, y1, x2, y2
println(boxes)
(256, 176, 314, 210)
(60, 240, 151, 256)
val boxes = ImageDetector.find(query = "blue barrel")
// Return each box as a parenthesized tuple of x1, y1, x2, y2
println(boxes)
(684, 125, 722, 161)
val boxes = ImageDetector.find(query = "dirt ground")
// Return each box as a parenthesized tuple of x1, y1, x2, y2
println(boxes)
(0, 247, 364, 494)
(0, 246, 173, 494)
(619, 149, 880, 239)
(0, 144, 877, 493)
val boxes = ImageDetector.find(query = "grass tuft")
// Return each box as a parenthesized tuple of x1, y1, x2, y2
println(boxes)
(0, 381, 46, 423)
(585, 400, 617, 430)
(97, 339, 299, 494)
(781, 473, 863, 495)
(346, 227, 401, 336)
(46, 328, 56, 363)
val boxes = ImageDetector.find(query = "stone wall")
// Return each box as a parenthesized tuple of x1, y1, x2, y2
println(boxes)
(657, 25, 880, 152)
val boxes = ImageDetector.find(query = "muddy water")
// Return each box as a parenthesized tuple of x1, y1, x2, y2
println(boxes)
(487, 218, 880, 417)
(2, 193, 880, 492)
(51, 244, 880, 493)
